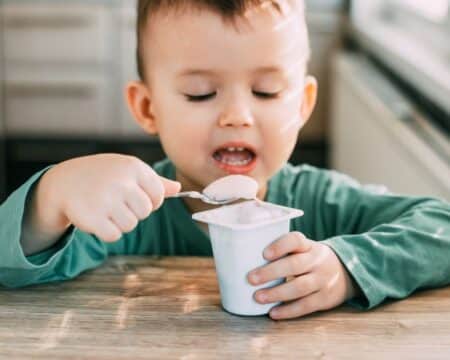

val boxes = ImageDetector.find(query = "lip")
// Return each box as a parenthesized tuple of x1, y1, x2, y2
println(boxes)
(212, 141, 258, 175)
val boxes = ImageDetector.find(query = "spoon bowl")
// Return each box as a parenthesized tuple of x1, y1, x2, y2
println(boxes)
(167, 174, 259, 205)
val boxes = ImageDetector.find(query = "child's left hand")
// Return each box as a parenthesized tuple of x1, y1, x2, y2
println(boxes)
(247, 232, 359, 320)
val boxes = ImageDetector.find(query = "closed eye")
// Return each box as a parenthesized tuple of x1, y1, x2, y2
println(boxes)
(253, 91, 280, 99)
(185, 93, 216, 102)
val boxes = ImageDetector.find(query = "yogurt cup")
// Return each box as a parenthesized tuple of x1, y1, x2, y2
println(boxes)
(192, 200, 304, 316)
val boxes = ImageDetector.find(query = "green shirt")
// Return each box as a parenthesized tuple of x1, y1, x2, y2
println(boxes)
(1, 159, 449, 310)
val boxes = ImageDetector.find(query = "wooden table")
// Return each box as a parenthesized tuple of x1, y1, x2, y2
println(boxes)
(1, 257, 449, 359)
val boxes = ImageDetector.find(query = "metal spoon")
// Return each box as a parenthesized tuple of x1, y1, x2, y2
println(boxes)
(168, 191, 239, 205)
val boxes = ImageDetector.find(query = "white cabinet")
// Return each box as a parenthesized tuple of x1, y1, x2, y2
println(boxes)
(0, 5, 6, 200)
(306, 0, 345, 12)
(4, 70, 109, 136)
(330, 52, 450, 200)
(1, 1, 115, 137)
(117, 0, 144, 137)
(0, 4, 4, 137)
(302, 8, 344, 141)
(3, 4, 110, 64)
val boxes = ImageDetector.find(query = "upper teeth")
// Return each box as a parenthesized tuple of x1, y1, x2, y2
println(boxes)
(227, 147, 245, 152)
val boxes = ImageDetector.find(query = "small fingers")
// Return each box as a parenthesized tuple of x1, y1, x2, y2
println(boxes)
(248, 252, 313, 285)
(159, 176, 182, 197)
(69, 208, 122, 243)
(254, 274, 319, 304)
(95, 219, 123, 243)
(136, 166, 166, 210)
(109, 204, 139, 234)
(136, 165, 181, 211)
(269, 291, 325, 320)
(264, 232, 312, 261)
(124, 185, 153, 220)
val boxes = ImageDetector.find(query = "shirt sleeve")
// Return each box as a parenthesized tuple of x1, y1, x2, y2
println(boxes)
(308, 170, 450, 310)
(0, 168, 109, 288)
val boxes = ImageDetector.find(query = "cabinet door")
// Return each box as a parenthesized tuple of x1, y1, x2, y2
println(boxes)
(306, 31, 341, 140)
(331, 53, 450, 200)
(2, 3, 110, 64)
(118, 1, 145, 137)
(5, 71, 109, 136)
(0, 5, 5, 201)
(303, 11, 343, 141)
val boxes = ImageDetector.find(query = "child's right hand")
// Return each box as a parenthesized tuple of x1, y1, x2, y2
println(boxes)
(30, 154, 181, 245)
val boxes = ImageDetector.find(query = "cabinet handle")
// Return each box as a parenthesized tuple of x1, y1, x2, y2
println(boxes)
(4, 15, 93, 29)
(6, 84, 96, 98)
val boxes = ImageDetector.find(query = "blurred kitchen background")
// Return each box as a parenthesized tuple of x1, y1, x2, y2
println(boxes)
(0, 0, 449, 203)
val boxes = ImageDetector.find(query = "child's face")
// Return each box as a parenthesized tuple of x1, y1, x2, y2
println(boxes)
(128, 2, 317, 198)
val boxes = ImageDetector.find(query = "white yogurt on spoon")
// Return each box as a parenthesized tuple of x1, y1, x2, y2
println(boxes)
(203, 175, 259, 202)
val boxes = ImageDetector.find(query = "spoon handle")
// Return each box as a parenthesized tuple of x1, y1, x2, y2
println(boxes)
(168, 191, 204, 199)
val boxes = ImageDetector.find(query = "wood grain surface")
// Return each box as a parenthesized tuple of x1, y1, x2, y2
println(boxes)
(1, 256, 449, 359)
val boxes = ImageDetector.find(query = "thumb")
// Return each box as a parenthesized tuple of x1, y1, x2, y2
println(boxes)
(160, 176, 182, 197)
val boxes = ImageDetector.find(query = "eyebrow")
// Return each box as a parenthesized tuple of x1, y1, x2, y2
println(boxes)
(177, 69, 216, 77)
(252, 66, 284, 75)
(177, 66, 285, 78)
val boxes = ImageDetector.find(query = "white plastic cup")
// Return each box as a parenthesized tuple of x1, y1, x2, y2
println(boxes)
(192, 200, 304, 316)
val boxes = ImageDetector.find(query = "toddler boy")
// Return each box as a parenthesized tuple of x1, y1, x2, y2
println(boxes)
(0, 0, 449, 320)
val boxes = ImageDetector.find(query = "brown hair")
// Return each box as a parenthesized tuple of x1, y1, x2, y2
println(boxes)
(136, 0, 305, 80)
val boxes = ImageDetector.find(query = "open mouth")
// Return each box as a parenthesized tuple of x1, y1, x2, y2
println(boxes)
(212, 143, 257, 174)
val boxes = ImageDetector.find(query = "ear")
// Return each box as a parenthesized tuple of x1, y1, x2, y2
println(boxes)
(300, 75, 318, 124)
(126, 81, 158, 135)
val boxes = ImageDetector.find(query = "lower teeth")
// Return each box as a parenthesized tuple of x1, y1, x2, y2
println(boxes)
(222, 159, 251, 166)
(213, 150, 254, 166)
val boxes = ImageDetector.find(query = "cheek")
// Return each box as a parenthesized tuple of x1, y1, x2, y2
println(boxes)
(159, 121, 208, 157)
(259, 94, 303, 139)
(155, 96, 210, 139)
(154, 104, 211, 162)
(258, 99, 302, 164)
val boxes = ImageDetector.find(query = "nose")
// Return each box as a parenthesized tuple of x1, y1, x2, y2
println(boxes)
(218, 95, 254, 128)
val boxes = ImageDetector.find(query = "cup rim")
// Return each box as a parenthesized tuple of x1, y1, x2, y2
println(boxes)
(192, 200, 304, 231)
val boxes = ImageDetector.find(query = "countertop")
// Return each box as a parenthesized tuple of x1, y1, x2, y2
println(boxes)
(1, 256, 449, 359)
